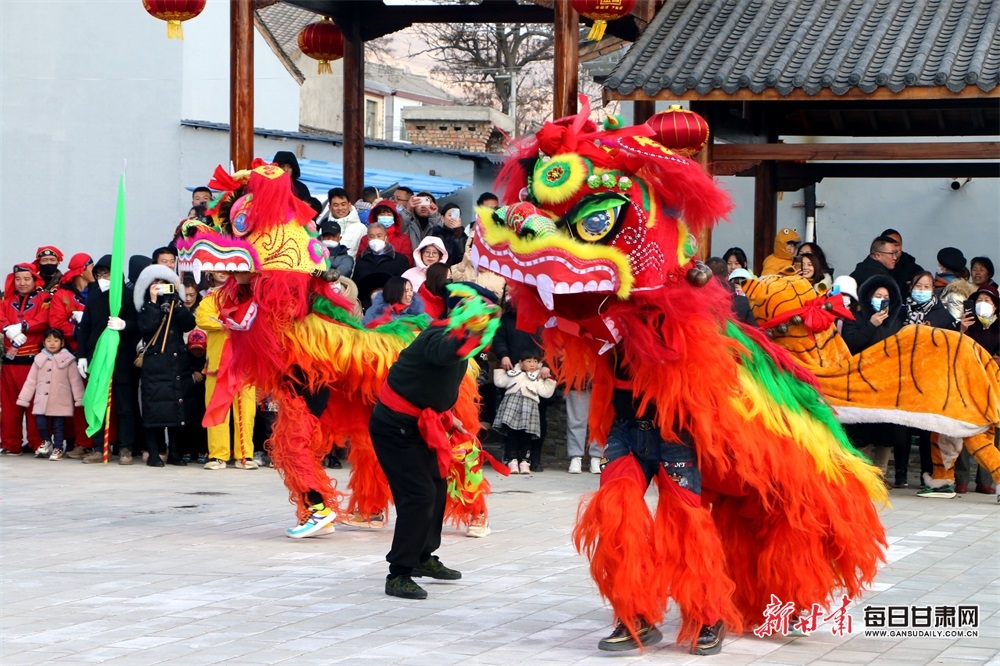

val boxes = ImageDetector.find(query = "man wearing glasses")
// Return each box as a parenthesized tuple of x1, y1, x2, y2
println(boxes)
(850, 235, 901, 287)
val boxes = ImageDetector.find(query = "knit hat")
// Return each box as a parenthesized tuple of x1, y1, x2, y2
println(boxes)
(187, 329, 208, 351)
(832, 275, 858, 302)
(937, 247, 966, 273)
(61, 253, 93, 283)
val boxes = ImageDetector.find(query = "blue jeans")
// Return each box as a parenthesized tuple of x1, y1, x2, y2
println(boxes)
(604, 418, 702, 495)
(35, 415, 66, 450)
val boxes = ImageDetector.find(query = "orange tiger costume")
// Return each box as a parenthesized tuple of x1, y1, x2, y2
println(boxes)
(743, 275, 1000, 491)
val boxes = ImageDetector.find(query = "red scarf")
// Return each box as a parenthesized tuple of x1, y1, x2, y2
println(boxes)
(378, 382, 454, 477)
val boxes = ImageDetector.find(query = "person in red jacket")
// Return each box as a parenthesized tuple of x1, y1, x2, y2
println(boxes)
(2, 264, 51, 454)
(47, 254, 94, 353)
(355, 200, 414, 267)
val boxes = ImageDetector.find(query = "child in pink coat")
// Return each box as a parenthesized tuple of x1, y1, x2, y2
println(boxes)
(17, 329, 85, 460)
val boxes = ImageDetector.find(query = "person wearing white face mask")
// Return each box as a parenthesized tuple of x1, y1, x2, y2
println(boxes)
(961, 284, 1000, 358)
(352, 222, 411, 311)
(319, 219, 354, 278)
(71, 255, 141, 463)
(355, 200, 414, 266)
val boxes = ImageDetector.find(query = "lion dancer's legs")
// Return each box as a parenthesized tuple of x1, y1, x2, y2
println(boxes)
(574, 420, 736, 654)
(272, 379, 345, 538)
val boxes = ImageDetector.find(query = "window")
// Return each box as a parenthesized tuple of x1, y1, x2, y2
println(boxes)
(365, 100, 379, 138)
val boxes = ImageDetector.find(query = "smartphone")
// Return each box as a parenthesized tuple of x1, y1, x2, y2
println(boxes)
(793, 257, 803, 270)
(160, 283, 175, 295)
(879, 299, 889, 312)
(963, 299, 975, 318)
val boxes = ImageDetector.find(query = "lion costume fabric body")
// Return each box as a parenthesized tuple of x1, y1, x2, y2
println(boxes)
(175, 161, 491, 528)
(473, 100, 888, 649)
(743, 275, 1000, 489)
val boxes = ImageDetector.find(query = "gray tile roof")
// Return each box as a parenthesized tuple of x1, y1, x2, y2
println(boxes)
(606, 0, 1000, 98)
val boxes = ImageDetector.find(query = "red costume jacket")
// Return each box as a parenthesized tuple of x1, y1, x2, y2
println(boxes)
(2, 290, 51, 362)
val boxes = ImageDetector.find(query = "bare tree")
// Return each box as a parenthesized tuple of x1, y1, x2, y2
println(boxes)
(411, 23, 555, 134)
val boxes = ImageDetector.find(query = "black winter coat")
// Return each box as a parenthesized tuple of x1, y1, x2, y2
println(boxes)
(492, 309, 542, 364)
(841, 275, 905, 355)
(889, 251, 924, 297)
(850, 255, 892, 288)
(429, 225, 467, 268)
(137, 296, 196, 427)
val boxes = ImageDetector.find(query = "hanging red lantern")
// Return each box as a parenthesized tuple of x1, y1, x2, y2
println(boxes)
(570, 0, 635, 41)
(142, 0, 207, 40)
(645, 105, 710, 157)
(298, 17, 345, 76)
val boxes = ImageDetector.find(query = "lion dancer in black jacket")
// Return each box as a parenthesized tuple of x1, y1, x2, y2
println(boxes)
(371, 285, 500, 600)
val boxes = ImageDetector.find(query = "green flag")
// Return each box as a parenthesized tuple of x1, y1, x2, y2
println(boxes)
(83, 170, 126, 436)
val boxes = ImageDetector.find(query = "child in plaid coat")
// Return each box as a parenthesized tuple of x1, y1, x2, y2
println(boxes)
(493, 350, 556, 474)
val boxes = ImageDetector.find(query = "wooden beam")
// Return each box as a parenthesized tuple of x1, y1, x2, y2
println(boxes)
(230, 0, 254, 171)
(752, 161, 777, 276)
(771, 162, 1000, 180)
(713, 141, 1000, 162)
(606, 85, 1000, 103)
(342, 11, 365, 200)
(553, 1, 579, 120)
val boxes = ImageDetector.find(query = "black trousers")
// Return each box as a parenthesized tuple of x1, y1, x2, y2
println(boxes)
(370, 409, 447, 576)
(504, 427, 533, 461)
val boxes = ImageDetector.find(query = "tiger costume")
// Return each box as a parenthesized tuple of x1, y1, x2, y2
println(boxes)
(743, 274, 1000, 491)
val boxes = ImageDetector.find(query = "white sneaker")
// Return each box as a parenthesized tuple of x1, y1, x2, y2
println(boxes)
(568, 457, 582, 474)
(203, 458, 228, 470)
(466, 521, 491, 538)
(234, 459, 259, 470)
(590, 457, 602, 474)
(508, 458, 519, 474)
(518, 460, 531, 475)
(35, 442, 53, 458)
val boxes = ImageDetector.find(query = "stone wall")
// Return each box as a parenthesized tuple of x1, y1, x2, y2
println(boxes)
(403, 119, 496, 152)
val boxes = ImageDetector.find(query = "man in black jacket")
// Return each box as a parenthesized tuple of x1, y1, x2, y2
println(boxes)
(74, 255, 141, 464)
(850, 236, 900, 287)
(371, 291, 499, 600)
(882, 228, 924, 296)
(273, 150, 312, 203)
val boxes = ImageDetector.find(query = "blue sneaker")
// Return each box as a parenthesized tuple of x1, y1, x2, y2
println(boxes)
(286, 504, 336, 539)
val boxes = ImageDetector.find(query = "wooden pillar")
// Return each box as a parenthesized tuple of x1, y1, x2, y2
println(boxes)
(553, 1, 579, 120)
(631, 1, 656, 125)
(690, 101, 712, 259)
(230, 0, 254, 171)
(342, 13, 365, 200)
(753, 161, 778, 276)
(632, 100, 655, 125)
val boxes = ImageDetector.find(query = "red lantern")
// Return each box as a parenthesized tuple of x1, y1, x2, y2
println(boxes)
(142, 0, 207, 40)
(570, 0, 635, 41)
(298, 17, 345, 76)
(646, 105, 710, 157)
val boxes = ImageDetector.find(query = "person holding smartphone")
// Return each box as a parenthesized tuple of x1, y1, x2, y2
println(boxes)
(134, 264, 196, 467)
(428, 203, 467, 268)
(839, 275, 909, 489)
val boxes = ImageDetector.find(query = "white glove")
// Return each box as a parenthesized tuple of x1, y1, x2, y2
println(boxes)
(11, 333, 27, 347)
(70, 310, 84, 324)
(3, 324, 20, 341)
(77, 358, 89, 379)
(107, 316, 126, 331)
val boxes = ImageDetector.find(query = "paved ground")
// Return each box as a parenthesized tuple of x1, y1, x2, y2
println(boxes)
(1, 454, 998, 665)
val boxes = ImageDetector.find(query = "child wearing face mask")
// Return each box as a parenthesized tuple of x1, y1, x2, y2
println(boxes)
(319, 220, 355, 278)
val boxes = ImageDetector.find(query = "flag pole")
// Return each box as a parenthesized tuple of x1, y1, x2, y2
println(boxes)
(102, 377, 113, 464)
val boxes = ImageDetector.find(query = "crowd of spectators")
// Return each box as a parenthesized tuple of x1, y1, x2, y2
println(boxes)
(715, 228, 998, 494)
(2, 165, 995, 491)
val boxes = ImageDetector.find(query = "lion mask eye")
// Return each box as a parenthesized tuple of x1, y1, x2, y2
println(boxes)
(568, 193, 629, 244)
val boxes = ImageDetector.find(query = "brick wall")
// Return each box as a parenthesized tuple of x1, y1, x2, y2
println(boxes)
(403, 119, 497, 152)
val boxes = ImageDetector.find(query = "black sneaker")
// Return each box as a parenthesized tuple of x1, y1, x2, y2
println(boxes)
(598, 619, 663, 652)
(385, 574, 427, 600)
(691, 620, 725, 656)
(894, 472, 908, 488)
(412, 555, 462, 580)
